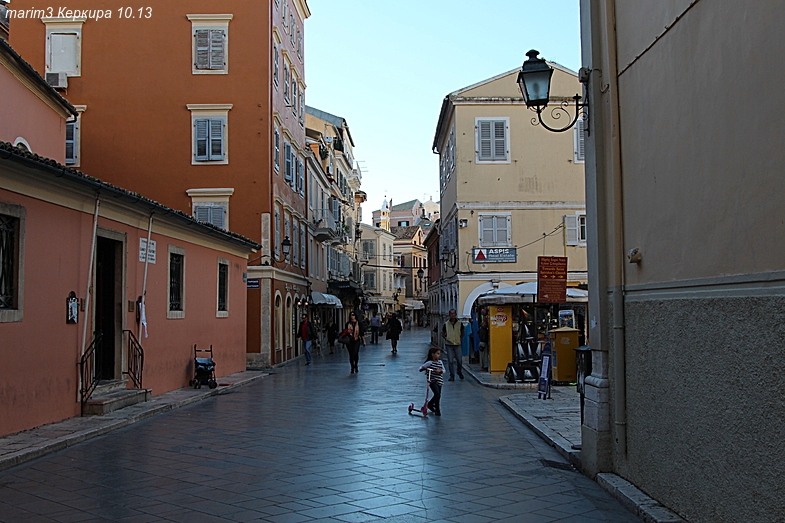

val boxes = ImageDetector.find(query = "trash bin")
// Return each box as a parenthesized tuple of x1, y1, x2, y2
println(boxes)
(549, 327, 579, 383)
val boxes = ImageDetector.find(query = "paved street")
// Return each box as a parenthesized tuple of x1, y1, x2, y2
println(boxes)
(0, 328, 636, 523)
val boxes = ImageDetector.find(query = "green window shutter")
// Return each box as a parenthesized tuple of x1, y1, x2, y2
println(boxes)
(195, 30, 210, 69)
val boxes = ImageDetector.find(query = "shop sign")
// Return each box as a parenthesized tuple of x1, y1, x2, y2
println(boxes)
(473, 248, 517, 263)
(246, 279, 260, 289)
(491, 307, 508, 326)
(537, 256, 567, 303)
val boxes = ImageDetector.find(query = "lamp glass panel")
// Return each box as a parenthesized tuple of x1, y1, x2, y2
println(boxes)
(522, 69, 552, 107)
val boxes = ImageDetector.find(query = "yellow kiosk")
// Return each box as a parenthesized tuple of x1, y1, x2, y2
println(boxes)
(549, 327, 579, 382)
(488, 305, 512, 373)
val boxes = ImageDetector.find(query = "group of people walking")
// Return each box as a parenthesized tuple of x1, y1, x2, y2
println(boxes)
(296, 308, 468, 418)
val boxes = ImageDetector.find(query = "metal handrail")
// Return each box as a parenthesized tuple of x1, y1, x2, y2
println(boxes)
(79, 331, 103, 413)
(123, 330, 144, 389)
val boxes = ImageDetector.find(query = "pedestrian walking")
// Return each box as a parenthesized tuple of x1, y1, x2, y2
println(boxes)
(442, 309, 464, 381)
(419, 347, 444, 416)
(344, 312, 362, 373)
(325, 317, 338, 354)
(296, 313, 318, 366)
(369, 312, 382, 344)
(478, 317, 489, 371)
(386, 313, 403, 353)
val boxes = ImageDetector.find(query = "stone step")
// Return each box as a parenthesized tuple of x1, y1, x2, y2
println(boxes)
(92, 379, 127, 395)
(83, 388, 151, 416)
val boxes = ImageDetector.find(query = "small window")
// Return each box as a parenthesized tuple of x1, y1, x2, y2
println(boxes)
(479, 214, 511, 247)
(274, 128, 280, 172)
(298, 159, 305, 196)
(364, 271, 376, 290)
(188, 104, 232, 165)
(0, 204, 25, 323)
(290, 15, 295, 44)
(217, 258, 229, 317)
(291, 77, 298, 116)
(299, 86, 305, 125)
(284, 142, 293, 182)
(274, 207, 281, 259)
(167, 246, 186, 319)
(273, 43, 279, 86)
(45, 19, 84, 77)
(283, 64, 290, 100)
(194, 118, 225, 161)
(297, 31, 302, 60)
(65, 120, 77, 165)
(292, 220, 299, 265)
(476, 118, 509, 163)
(188, 15, 232, 74)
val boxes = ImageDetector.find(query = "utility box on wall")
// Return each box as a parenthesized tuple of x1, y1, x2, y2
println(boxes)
(488, 305, 512, 374)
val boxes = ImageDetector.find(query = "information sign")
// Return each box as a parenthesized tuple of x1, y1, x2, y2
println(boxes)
(537, 256, 567, 302)
(246, 279, 260, 289)
(139, 238, 156, 263)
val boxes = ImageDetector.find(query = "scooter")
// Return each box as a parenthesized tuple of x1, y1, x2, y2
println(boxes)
(408, 370, 431, 417)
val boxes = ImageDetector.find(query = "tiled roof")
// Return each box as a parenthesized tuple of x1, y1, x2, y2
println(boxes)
(389, 225, 420, 240)
(391, 199, 418, 211)
(0, 142, 261, 250)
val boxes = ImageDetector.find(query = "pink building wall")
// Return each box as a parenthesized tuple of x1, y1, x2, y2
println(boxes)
(0, 187, 250, 437)
(0, 67, 67, 162)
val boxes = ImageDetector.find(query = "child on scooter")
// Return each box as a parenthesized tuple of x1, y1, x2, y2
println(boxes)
(419, 348, 445, 416)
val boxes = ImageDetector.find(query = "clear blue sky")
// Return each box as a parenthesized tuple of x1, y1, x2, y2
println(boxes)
(304, 1, 581, 221)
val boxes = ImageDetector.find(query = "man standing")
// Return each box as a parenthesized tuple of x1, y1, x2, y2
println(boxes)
(369, 312, 382, 344)
(442, 309, 464, 381)
(296, 313, 317, 366)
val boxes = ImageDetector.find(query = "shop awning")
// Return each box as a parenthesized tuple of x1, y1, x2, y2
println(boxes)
(477, 282, 588, 305)
(402, 300, 424, 310)
(311, 292, 343, 308)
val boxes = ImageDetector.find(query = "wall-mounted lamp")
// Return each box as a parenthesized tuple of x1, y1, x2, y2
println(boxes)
(281, 236, 292, 260)
(517, 49, 589, 133)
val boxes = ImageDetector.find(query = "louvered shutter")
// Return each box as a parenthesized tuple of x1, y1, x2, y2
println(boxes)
(493, 121, 506, 160)
(209, 119, 223, 160)
(209, 30, 225, 70)
(284, 143, 292, 181)
(65, 121, 76, 165)
(298, 159, 305, 195)
(300, 224, 306, 268)
(565, 214, 579, 246)
(209, 206, 225, 229)
(195, 119, 209, 160)
(292, 223, 299, 265)
(574, 117, 586, 163)
(195, 206, 210, 223)
(480, 216, 494, 246)
(195, 30, 210, 69)
(274, 129, 280, 171)
(478, 121, 492, 161)
(495, 216, 509, 246)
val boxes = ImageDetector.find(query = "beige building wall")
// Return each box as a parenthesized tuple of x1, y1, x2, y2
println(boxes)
(581, 1, 785, 521)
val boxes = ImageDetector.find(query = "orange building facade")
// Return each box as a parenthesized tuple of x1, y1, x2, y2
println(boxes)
(10, 0, 311, 367)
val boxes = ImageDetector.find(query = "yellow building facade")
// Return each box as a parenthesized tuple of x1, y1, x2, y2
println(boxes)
(432, 66, 586, 321)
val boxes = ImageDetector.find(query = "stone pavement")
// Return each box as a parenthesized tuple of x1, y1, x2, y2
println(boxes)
(0, 328, 640, 523)
(0, 370, 270, 473)
(462, 362, 684, 523)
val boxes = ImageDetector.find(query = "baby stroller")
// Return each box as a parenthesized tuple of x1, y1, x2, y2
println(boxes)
(190, 344, 217, 389)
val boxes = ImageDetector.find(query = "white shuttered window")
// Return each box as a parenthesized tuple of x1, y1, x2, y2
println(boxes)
(476, 118, 509, 162)
(194, 118, 225, 161)
(194, 204, 226, 229)
(564, 212, 587, 247)
(479, 214, 511, 247)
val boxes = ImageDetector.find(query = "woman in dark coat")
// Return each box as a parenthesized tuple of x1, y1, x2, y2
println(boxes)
(345, 312, 362, 373)
(386, 313, 403, 354)
(325, 317, 339, 355)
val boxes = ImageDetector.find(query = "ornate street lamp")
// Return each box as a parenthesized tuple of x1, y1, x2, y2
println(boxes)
(517, 49, 588, 133)
(281, 236, 292, 260)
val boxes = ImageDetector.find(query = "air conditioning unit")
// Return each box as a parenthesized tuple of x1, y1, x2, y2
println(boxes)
(46, 72, 68, 89)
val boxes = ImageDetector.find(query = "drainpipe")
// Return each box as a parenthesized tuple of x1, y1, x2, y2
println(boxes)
(602, 0, 627, 456)
(138, 213, 154, 341)
(80, 196, 101, 359)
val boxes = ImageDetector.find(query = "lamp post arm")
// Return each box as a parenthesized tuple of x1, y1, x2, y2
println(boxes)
(532, 95, 587, 133)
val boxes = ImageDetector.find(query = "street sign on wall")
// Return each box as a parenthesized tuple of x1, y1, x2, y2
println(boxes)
(473, 248, 517, 263)
(537, 256, 567, 303)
